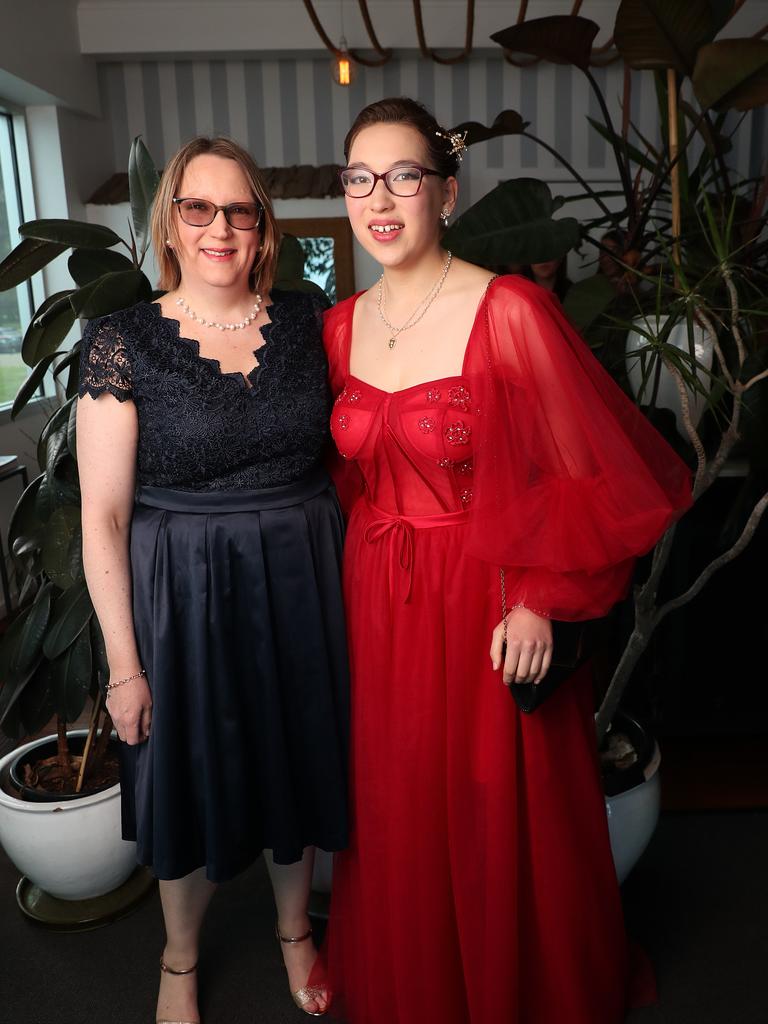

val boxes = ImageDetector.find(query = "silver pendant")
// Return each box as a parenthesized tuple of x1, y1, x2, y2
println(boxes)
(388, 337, 397, 350)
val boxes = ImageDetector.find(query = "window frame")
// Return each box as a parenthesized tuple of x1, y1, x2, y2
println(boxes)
(0, 105, 48, 420)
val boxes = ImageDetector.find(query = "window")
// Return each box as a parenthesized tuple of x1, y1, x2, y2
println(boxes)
(0, 111, 35, 408)
(276, 217, 356, 303)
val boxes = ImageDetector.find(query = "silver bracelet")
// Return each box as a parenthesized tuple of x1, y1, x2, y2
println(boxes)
(105, 668, 146, 697)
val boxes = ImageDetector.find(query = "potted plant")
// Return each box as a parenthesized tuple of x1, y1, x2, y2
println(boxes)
(441, 0, 768, 877)
(0, 137, 162, 918)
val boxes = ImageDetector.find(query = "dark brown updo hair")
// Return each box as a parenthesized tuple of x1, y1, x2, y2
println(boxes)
(344, 97, 460, 178)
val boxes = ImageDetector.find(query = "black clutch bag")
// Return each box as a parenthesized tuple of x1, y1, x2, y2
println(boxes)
(500, 569, 592, 713)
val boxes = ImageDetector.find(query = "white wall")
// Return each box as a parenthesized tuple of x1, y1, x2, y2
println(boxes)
(0, 0, 100, 115)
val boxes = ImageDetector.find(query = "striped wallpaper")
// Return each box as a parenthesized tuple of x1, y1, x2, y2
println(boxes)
(98, 55, 767, 209)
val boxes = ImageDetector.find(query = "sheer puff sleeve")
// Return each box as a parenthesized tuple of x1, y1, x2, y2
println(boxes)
(78, 314, 133, 402)
(465, 275, 693, 621)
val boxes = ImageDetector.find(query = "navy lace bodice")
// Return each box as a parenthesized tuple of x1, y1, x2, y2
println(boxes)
(78, 291, 331, 491)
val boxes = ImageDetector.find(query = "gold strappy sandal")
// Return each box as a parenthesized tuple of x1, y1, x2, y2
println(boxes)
(156, 957, 200, 1024)
(276, 923, 329, 1017)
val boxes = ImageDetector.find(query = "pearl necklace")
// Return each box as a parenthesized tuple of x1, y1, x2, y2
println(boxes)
(377, 251, 453, 350)
(176, 294, 263, 332)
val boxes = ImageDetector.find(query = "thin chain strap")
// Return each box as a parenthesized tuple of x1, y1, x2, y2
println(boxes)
(500, 567, 508, 644)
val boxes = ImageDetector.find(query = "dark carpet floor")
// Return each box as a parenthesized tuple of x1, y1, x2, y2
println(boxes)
(1, 811, 766, 1024)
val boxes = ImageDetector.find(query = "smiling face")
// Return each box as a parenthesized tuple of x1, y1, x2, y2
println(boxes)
(344, 122, 456, 270)
(172, 153, 262, 294)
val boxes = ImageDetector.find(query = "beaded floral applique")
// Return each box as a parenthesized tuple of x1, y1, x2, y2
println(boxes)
(445, 420, 471, 446)
(448, 385, 471, 412)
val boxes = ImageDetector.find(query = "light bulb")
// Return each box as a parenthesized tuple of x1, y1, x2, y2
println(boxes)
(332, 37, 356, 86)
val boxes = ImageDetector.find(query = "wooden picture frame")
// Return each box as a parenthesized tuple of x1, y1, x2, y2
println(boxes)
(277, 217, 356, 301)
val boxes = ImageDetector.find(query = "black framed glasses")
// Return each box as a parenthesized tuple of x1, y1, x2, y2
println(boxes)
(339, 164, 445, 199)
(173, 197, 263, 230)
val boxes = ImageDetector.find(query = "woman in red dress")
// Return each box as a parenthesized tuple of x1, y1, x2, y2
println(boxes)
(316, 97, 691, 1023)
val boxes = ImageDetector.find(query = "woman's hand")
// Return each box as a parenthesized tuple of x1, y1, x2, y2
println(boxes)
(490, 607, 553, 686)
(107, 676, 153, 745)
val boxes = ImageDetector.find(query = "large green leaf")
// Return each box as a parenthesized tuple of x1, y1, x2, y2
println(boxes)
(614, 0, 720, 74)
(40, 504, 82, 587)
(68, 247, 135, 286)
(36, 455, 80, 524)
(452, 110, 529, 148)
(0, 610, 41, 728)
(11, 351, 63, 420)
(490, 16, 599, 72)
(52, 341, 81, 381)
(11, 582, 53, 681)
(67, 524, 83, 582)
(21, 291, 76, 367)
(43, 579, 93, 660)
(38, 397, 75, 471)
(692, 40, 768, 112)
(0, 237, 66, 292)
(7, 475, 44, 568)
(128, 136, 161, 251)
(586, 117, 659, 173)
(273, 235, 330, 298)
(44, 424, 69, 484)
(67, 398, 78, 460)
(20, 218, 122, 250)
(70, 269, 153, 318)
(36, 291, 75, 327)
(90, 617, 110, 691)
(52, 627, 92, 722)
(442, 178, 580, 266)
(275, 234, 305, 282)
(18, 662, 56, 736)
(562, 273, 620, 332)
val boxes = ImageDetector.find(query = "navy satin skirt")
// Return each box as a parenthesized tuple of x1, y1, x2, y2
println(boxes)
(120, 467, 349, 882)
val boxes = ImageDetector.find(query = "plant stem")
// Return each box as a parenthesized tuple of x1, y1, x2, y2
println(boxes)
(75, 692, 102, 794)
(666, 69, 682, 278)
(56, 716, 73, 784)
(595, 625, 650, 742)
(92, 705, 113, 767)
(654, 490, 768, 625)
(520, 132, 616, 222)
(584, 67, 635, 214)
(663, 354, 706, 474)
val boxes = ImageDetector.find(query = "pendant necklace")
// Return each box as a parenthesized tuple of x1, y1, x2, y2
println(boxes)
(377, 251, 453, 350)
(176, 294, 263, 332)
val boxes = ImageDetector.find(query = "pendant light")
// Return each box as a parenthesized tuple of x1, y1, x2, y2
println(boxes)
(331, 0, 356, 86)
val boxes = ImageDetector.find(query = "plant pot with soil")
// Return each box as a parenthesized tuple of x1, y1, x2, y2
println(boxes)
(0, 726, 136, 902)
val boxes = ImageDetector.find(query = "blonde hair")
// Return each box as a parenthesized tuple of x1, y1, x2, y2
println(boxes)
(150, 137, 279, 293)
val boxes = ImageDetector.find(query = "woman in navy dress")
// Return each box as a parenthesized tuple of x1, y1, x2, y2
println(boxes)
(78, 137, 347, 1021)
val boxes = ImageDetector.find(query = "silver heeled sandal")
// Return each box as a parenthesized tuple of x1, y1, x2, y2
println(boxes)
(156, 957, 201, 1024)
(276, 923, 329, 1017)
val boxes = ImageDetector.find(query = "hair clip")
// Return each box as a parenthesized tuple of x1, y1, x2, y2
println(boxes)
(435, 128, 468, 162)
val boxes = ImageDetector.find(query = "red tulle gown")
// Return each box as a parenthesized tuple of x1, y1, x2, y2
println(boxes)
(316, 276, 691, 1024)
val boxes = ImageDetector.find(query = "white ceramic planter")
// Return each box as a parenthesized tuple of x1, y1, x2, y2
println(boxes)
(605, 742, 661, 884)
(0, 731, 137, 900)
(626, 314, 714, 437)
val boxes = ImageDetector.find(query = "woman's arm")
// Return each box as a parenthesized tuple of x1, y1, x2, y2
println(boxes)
(77, 392, 151, 745)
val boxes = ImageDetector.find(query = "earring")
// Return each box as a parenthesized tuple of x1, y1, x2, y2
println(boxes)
(440, 209, 450, 227)
(165, 238, 173, 247)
